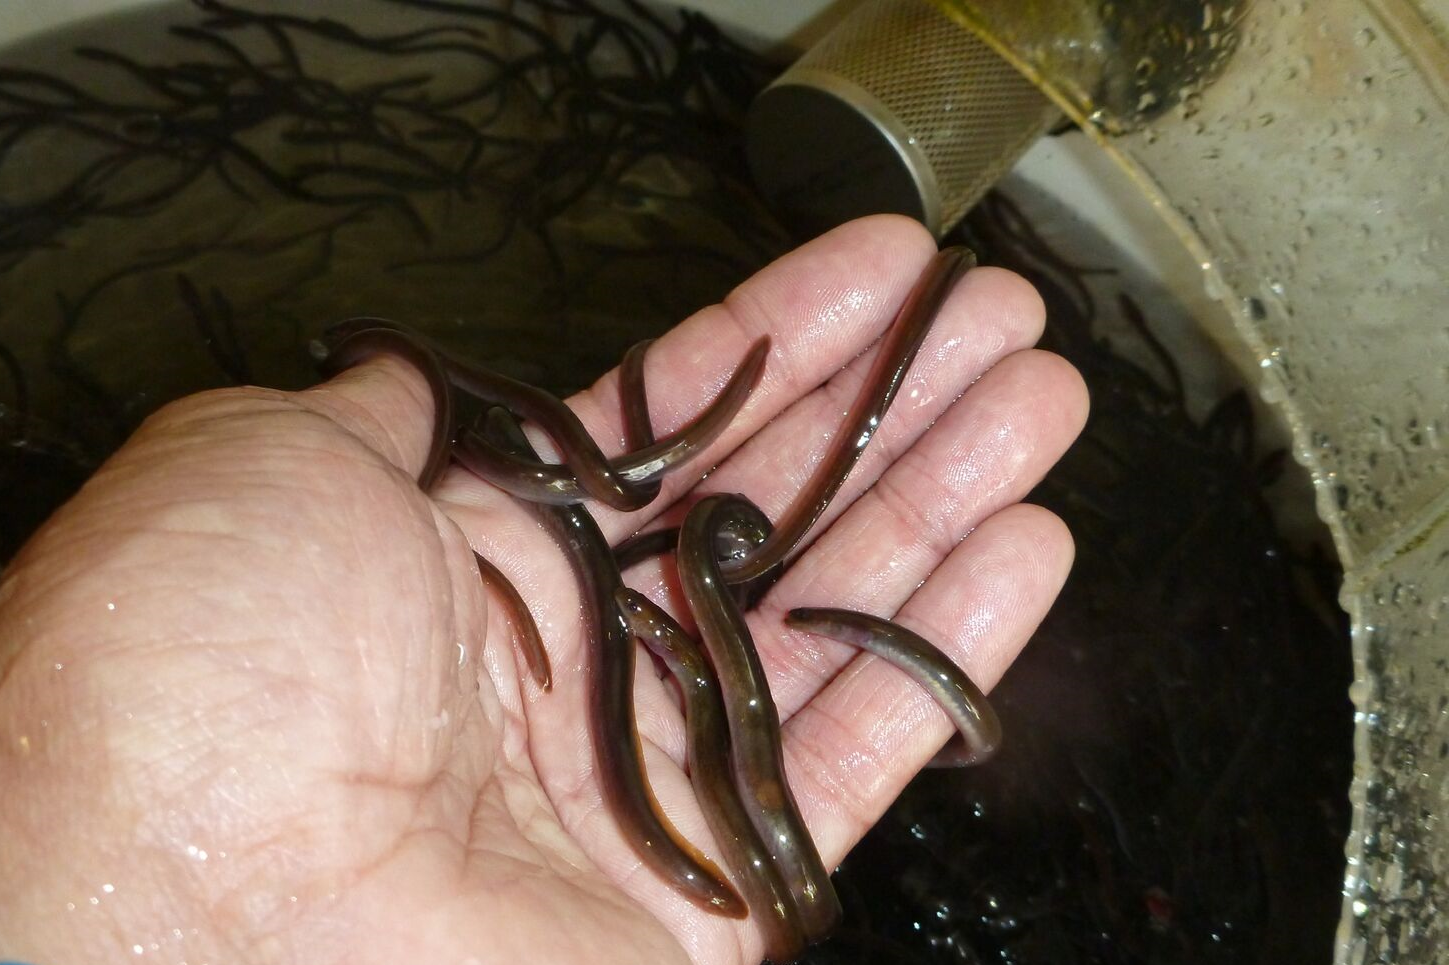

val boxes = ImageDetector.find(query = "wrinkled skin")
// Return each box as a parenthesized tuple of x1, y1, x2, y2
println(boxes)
(0, 216, 1087, 965)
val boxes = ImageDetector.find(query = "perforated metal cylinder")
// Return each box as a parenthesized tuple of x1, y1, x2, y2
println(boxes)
(746, 0, 1061, 237)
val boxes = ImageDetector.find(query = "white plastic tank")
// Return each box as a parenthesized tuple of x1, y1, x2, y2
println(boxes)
(4, 2, 1444, 961)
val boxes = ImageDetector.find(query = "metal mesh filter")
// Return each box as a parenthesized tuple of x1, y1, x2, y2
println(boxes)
(746, 0, 1060, 237)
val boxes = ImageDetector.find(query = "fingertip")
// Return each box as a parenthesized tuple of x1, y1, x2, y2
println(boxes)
(958, 264, 1049, 348)
(951, 502, 1076, 690)
(721, 215, 938, 355)
(987, 347, 1090, 445)
(1001, 500, 1077, 594)
(1030, 347, 1091, 437)
(818, 212, 938, 253)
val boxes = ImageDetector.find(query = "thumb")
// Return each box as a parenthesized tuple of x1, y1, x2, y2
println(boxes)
(301, 336, 446, 486)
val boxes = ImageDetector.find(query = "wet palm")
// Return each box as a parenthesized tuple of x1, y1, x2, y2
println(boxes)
(0, 217, 1086, 965)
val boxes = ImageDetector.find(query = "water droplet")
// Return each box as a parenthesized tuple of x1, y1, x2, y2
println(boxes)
(1349, 679, 1372, 705)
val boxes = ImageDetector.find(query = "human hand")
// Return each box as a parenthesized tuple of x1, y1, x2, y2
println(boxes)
(0, 216, 1087, 965)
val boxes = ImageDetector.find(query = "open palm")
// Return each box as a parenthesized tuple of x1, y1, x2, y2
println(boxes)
(0, 216, 1086, 965)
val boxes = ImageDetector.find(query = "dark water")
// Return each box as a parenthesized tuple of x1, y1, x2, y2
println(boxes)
(0, 2, 1352, 962)
(0, 0, 788, 557)
(811, 194, 1354, 964)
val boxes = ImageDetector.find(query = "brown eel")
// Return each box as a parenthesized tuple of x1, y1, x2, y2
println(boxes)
(473, 551, 553, 692)
(479, 405, 748, 918)
(322, 316, 658, 510)
(313, 245, 997, 953)
(784, 608, 1001, 767)
(617, 587, 807, 963)
(678, 493, 844, 941)
(720, 247, 976, 584)
(453, 336, 769, 507)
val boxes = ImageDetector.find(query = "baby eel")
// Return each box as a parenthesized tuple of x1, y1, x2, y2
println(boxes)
(322, 316, 654, 510)
(479, 406, 748, 919)
(613, 526, 679, 572)
(720, 247, 975, 584)
(473, 551, 552, 692)
(315, 318, 455, 491)
(613, 519, 767, 576)
(446, 346, 657, 510)
(784, 608, 1001, 767)
(617, 337, 661, 505)
(679, 493, 843, 941)
(617, 588, 807, 964)
(454, 336, 769, 507)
